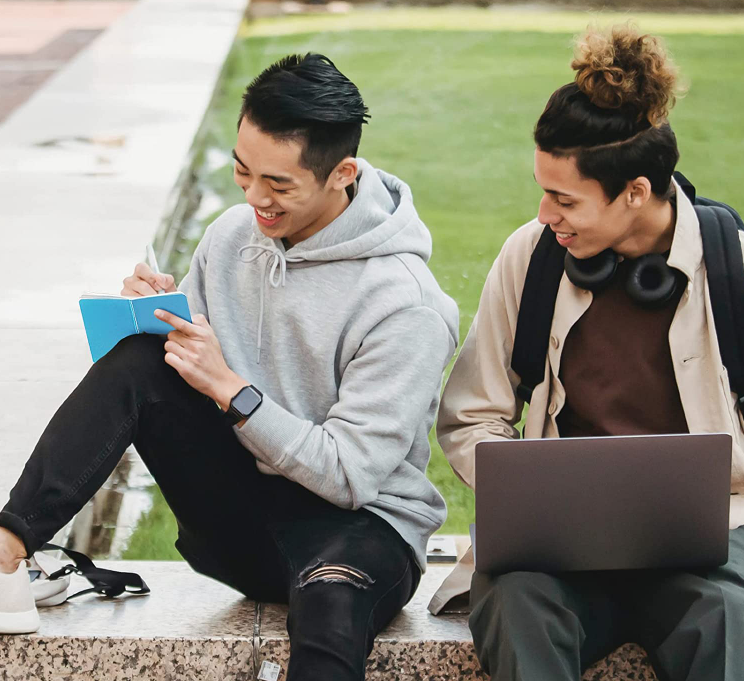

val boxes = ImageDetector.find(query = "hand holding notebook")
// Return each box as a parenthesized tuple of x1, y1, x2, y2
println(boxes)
(79, 246, 191, 362)
(79, 291, 192, 362)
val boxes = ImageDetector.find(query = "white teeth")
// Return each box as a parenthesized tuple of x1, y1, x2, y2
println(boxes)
(557, 233, 573, 238)
(257, 209, 278, 219)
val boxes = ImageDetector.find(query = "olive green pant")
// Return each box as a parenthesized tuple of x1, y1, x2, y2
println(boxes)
(469, 528, 744, 681)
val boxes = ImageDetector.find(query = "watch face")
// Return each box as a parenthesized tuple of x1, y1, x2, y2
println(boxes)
(233, 386, 262, 417)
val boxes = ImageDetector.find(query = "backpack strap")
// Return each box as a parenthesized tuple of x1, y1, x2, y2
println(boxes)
(41, 543, 150, 599)
(676, 170, 744, 228)
(673, 170, 696, 203)
(697, 205, 744, 409)
(511, 224, 566, 403)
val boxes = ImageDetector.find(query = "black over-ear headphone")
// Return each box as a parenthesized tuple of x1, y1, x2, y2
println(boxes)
(564, 249, 685, 308)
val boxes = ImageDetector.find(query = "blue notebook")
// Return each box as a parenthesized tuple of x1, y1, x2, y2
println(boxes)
(79, 292, 192, 362)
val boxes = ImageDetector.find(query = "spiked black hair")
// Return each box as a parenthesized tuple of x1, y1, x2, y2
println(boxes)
(239, 54, 370, 182)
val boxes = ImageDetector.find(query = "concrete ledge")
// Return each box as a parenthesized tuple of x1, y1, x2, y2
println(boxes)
(2, 562, 254, 681)
(0, 562, 657, 680)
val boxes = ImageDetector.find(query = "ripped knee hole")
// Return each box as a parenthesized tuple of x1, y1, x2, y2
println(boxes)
(298, 563, 375, 590)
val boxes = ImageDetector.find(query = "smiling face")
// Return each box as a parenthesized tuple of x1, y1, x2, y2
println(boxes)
(533, 148, 644, 260)
(233, 117, 357, 245)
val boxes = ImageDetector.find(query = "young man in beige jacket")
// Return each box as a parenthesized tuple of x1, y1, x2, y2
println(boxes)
(432, 25, 744, 681)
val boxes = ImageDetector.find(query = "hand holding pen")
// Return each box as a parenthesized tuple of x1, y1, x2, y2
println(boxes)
(120, 244, 176, 297)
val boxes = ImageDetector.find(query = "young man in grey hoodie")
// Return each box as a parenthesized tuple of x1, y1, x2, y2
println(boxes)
(0, 54, 459, 679)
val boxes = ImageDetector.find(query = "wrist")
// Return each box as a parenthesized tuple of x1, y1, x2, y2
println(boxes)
(213, 372, 250, 412)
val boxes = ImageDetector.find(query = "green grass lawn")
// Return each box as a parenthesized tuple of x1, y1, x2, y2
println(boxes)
(123, 9, 744, 558)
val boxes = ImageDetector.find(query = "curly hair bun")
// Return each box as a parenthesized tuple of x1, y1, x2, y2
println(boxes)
(571, 23, 680, 126)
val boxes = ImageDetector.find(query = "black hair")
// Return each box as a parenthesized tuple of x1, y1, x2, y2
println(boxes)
(239, 53, 370, 183)
(534, 25, 682, 202)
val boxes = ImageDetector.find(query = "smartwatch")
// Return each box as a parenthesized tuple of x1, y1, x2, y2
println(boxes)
(224, 385, 263, 426)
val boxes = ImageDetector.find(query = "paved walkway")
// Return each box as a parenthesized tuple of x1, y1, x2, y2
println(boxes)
(0, 2, 135, 122)
(0, 0, 246, 535)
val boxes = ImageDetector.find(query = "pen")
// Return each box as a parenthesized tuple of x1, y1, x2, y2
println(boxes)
(146, 244, 165, 294)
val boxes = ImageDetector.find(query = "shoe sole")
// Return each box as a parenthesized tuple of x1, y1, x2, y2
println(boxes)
(0, 609, 40, 634)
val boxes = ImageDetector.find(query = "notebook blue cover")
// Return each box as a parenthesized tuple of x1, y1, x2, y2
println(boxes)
(79, 292, 192, 362)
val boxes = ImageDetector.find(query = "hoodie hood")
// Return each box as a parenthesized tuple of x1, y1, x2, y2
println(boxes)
(233, 158, 437, 364)
(247, 157, 432, 264)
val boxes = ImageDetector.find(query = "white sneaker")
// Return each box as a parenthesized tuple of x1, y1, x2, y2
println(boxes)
(0, 561, 40, 634)
(28, 551, 70, 607)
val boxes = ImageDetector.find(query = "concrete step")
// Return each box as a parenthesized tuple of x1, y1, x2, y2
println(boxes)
(0, 561, 656, 680)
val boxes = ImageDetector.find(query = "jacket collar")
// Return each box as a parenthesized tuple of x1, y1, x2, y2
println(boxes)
(666, 176, 703, 285)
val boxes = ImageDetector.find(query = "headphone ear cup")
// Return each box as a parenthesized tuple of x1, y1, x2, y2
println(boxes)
(564, 249, 618, 291)
(625, 254, 683, 308)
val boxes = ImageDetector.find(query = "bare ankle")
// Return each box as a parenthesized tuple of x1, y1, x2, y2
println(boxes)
(0, 527, 26, 574)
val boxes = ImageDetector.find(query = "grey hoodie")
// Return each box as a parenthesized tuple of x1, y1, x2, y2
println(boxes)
(179, 158, 459, 570)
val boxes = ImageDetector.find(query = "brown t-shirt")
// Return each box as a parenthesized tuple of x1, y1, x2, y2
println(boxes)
(557, 258, 689, 438)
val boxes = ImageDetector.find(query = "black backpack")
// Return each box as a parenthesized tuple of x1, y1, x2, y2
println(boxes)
(511, 171, 744, 413)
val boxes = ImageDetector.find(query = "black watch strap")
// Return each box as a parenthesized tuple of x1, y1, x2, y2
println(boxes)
(225, 385, 263, 426)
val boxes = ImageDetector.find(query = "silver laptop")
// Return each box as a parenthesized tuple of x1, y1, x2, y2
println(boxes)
(474, 433, 732, 574)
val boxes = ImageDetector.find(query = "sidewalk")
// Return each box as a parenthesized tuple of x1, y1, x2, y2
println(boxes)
(0, 2, 135, 122)
(0, 0, 246, 533)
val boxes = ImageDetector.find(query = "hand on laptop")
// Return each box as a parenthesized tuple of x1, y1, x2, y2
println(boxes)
(121, 263, 176, 297)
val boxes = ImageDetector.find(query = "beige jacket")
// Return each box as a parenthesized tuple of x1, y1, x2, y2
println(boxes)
(429, 180, 744, 615)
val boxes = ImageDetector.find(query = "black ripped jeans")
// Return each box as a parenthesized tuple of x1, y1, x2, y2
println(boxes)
(0, 334, 419, 681)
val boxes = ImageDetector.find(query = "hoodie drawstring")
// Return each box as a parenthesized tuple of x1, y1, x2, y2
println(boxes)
(239, 244, 287, 363)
